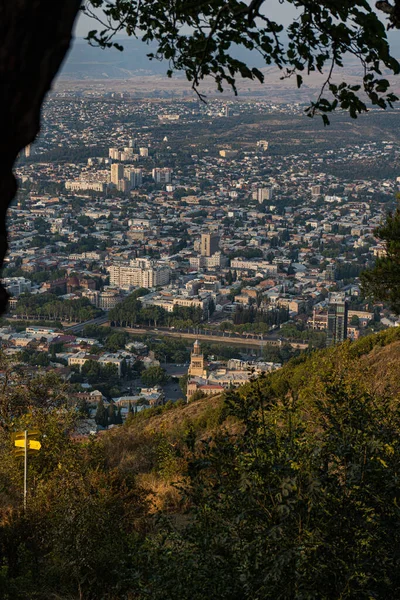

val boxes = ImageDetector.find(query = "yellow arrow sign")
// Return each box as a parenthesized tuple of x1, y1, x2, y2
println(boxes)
(14, 449, 38, 457)
(14, 439, 41, 451)
(12, 430, 40, 441)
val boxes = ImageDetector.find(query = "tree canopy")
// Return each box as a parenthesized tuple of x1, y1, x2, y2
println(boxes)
(84, 0, 400, 122)
(361, 202, 400, 313)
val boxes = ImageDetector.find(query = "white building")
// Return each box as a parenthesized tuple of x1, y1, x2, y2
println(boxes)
(65, 181, 106, 192)
(3, 277, 31, 297)
(108, 263, 170, 290)
(152, 167, 173, 184)
(111, 163, 124, 185)
(230, 259, 278, 273)
(125, 167, 143, 188)
(254, 187, 273, 203)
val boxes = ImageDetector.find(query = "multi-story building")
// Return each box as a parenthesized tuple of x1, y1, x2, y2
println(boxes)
(311, 185, 322, 196)
(152, 167, 172, 184)
(111, 163, 124, 185)
(231, 259, 278, 273)
(189, 252, 227, 270)
(65, 181, 106, 192)
(255, 187, 273, 203)
(109, 148, 120, 160)
(125, 167, 142, 188)
(141, 293, 209, 314)
(108, 263, 170, 290)
(4, 277, 31, 297)
(83, 289, 122, 310)
(327, 298, 348, 346)
(200, 232, 219, 257)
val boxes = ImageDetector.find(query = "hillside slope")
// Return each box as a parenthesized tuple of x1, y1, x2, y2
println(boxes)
(1, 328, 400, 600)
(100, 327, 400, 511)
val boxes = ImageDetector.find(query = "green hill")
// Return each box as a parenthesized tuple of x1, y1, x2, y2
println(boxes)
(1, 327, 400, 599)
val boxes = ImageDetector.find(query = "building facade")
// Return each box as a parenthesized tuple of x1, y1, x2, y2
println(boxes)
(108, 264, 170, 289)
(327, 299, 348, 346)
(200, 232, 219, 257)
(111, 163, 124, 185)
(188, 340, 207, 378)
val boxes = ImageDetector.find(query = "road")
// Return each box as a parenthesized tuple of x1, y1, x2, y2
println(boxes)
(65, 314, 109, 334)
(111, 324, 309, 350)
(62, 317, 308, 350)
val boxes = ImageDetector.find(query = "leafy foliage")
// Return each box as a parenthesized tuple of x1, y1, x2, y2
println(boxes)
(14, 292, 102, 322)
(141, 365, 168, 387)
(144, 342, 400, 599)
(0, 331, 400, 597)
(361, 202, 400, 314)
(83, 0, 400, 121)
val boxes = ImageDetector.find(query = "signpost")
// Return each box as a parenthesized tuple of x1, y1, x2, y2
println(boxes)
(12, 430, 41, 510)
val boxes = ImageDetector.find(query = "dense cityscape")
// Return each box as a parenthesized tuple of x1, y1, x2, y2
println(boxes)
(1, 94, 398, 418)
(4, 2, 400, 597)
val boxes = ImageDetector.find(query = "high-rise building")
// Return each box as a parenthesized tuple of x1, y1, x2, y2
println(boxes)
(111, 163, 124, 185)
(326, 264, 336, 282)
(327, 298, 348, 346)
(152, 167, 172, 184)
(256, 187, 273, 203)
(117, 178, 130, 193)
(139, 147, 149, 157)
(200, 232, 220, 257)
(109, 148, 120, 160)
(311, 185, 322, 196)
(125, 167, 143, 188)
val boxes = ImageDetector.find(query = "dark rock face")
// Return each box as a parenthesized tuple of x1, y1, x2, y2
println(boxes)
(0, 0, 81, 314)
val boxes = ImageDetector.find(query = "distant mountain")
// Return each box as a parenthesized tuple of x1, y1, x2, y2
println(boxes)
(59, 37, 277, 80)
(60, 33, 400, 81)
(60, 38, 169, 79)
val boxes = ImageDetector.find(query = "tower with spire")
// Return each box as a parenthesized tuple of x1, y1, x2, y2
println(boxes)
(188, 340, 207, 377)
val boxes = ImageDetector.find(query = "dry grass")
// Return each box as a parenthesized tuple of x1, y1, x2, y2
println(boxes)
(139, 394, 224, 433)
(360, 340, 400, 397)
(137, 471, 187, 513)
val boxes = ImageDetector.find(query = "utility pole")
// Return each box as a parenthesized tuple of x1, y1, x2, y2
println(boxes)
(13, 429, 41, 511)
(24, 429, 27, 511)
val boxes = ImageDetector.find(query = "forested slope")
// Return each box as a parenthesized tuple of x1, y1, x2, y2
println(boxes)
(1, 327, 400, 599)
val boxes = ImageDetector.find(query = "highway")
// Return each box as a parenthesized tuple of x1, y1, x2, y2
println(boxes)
(113, 324, 309, 350)
(64, 314, 109, 334)
(63, 317, 309, 350)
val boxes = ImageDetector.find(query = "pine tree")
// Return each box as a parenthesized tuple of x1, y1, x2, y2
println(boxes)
(77, 397, 91, 418)
(95, 398, 108, 428)
(121, 358, 128, 378)
(108, 400, 117, 425)
(115, 406, 123, 425)
(49, 344, 57, 361)
(361, 203, 400, 314)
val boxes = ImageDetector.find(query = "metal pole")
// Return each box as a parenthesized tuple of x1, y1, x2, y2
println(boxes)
(24, 429, 27, 511)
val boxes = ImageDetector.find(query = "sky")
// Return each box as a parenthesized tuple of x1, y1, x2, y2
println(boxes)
(70, 2, 399, 63)
(73, 0, 300, 38)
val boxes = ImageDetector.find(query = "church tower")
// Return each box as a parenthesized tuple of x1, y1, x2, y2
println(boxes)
(188, 340, 207, 378)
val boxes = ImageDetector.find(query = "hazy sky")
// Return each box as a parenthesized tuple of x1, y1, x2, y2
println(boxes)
(71, 2, 398, 60)
(73, 0, 299, 38)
